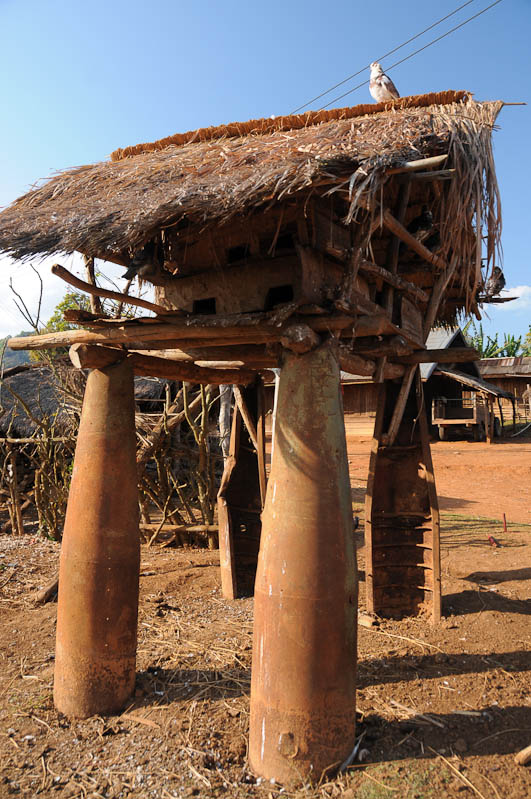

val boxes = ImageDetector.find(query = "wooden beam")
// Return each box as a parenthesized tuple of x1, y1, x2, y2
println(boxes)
(132, 352, 267, 386)
(423, 256, 458, 340)
(139, 345, 280, 367)
(381, 366, 417, 447)
(384, 180, 411, 314)
(381, 210, 447, 272)
(353, 335, 412, 359)
(8, 312, 356, 352)
(69, 344, 126, 370)
(52, 263, 174, 315)
(233, 386, 259, 451)
(358, 258, 428, 303)
(280, 323, 321, 354)
(338, 346, 405, 380)
(69, 344, 263, 385)
(335, 289, 385, 319)
(396, 347, 479, 364)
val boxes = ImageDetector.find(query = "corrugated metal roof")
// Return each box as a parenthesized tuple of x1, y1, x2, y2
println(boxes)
(435, 366, 515, 399)
(478, 357, 531, 377)
(420, 327, 462, 380)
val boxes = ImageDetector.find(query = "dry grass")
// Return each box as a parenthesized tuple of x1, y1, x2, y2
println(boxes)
(110, 90, 470, 160)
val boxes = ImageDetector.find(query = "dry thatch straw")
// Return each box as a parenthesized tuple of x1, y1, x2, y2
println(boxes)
(0, 92, 503, 307)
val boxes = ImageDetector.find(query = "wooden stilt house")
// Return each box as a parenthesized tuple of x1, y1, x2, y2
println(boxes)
(0, 90, 508, 781)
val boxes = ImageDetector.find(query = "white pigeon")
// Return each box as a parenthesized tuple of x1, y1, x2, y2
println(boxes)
(369, 62, 400, 103)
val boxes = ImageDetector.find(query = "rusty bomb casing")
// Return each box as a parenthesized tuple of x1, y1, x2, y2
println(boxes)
(249, 341, 358, 784)
(54, 359, 140, 718)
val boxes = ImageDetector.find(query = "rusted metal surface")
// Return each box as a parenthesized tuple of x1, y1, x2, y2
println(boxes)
(249, 342, 357, 784)
(365, 369, 441, 623)
(54, 360, 140, 718)
(217, 379, 265, 599)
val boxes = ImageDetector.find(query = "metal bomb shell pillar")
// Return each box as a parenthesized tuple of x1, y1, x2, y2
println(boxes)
(249, 342, 358, 784)
(54, 359, 140, 718)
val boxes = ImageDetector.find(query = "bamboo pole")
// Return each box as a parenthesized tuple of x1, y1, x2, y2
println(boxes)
(385, 154, 448, 175)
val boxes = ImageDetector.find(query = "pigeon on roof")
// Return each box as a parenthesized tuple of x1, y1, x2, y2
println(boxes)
(484, 266, 506, 298)
(369, 62, 400, 103)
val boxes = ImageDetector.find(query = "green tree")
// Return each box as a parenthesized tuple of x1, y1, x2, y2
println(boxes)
(43, 291, 90, 333)
(29, 291, 90, 362)
(523, 325, 531, 356)
(463, 320, 523, 358)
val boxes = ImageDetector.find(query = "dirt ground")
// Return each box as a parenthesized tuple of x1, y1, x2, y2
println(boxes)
(0, 433, 530, 799)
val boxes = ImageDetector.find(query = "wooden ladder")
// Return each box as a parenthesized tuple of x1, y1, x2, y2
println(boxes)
(365, 369, 441, 623)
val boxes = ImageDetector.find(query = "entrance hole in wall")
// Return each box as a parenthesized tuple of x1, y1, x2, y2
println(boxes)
(193, 297, 217, 314)
(226, 244, 249, 264)
(264, 284, 294, 311)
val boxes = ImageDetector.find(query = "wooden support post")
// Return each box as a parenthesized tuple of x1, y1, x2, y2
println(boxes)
(54, 359, 140, 717)
(217, 378, 266, 599)
(83, 255, 103, 316)
(365, 370, 441, 624)
(6, 447, 24, 536)
(487, 395, 495, 444)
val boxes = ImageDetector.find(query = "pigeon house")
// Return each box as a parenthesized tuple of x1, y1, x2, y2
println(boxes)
(0, 90, 507, 784)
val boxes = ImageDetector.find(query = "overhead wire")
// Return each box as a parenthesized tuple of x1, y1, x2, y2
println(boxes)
(321, 0, 504, 109)
(290, 0, 504, 114)
(290, 0, 476, 114)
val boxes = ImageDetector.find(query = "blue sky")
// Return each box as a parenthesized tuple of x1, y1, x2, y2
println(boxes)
(0, 0, 529, 341)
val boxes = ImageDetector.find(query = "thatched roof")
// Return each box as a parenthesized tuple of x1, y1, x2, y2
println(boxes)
(0, 365, 169, 437)
(0, 91, 502, 274)
(0, 366, 73, 438)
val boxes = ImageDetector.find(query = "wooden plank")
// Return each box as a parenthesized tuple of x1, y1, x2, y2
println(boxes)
(400, 296, 424, 347)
